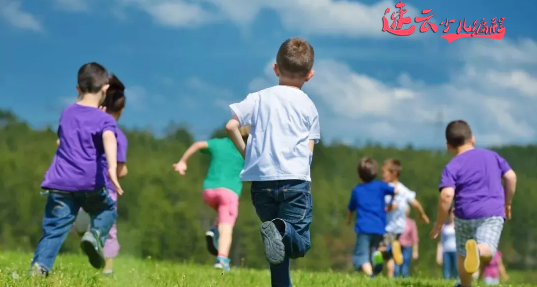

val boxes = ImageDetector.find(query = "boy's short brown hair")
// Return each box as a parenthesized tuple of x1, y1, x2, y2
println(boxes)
(78, 62, 109, 94)
(445, 120, 472, 148)
(384, 158, 402, 176)
(357, 157, 378, 183)
(276, 37, 314, 77)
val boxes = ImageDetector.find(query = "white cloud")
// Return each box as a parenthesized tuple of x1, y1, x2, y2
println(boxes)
(248, 38, 537, 147)
(0, 1, 42, 31)
(53, 0, 88, 12)
(117, 0, 424, 38)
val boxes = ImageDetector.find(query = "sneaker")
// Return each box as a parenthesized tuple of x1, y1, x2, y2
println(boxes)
(103, 270, 114, 276)
(80, 229, 106, 269)
(29, 263, 48, 277)
(260, 221, 285, 265)
(391, 240, 403, 265)
(214, 256, 231, 272)
(205, 227, 219, 256)
(464, 239, 480, 274)
(371, 251, 384, 275)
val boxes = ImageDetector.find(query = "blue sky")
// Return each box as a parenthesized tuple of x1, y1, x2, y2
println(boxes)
(1, 0, 536, 148)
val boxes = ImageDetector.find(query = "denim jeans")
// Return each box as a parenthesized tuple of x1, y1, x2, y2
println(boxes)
(352, 233, 382, 270)
(251, 180, 312, 287)
(442, 251, 458, 279)
(31, 189, 117, 271)
(394, 246, 413, 278)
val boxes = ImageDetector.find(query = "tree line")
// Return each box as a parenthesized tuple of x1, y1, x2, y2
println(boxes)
(1, 110, 536, 276)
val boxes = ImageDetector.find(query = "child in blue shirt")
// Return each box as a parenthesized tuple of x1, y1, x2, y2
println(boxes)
(346, 157, 397, 277)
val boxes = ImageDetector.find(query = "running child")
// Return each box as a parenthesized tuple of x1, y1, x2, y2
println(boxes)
(430, 120, 517, 287)
(480, 250, 508, 285)
(436, 207, 458, 280)
(173, 127, 249, 271)
(30, 62, 123, 276)
(380, 159, 430, 278)
(225, 37, 320, 287)
(345, 157, 397, 277)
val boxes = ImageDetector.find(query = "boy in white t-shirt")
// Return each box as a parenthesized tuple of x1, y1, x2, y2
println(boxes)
(380, 159, 430, 278)
(226, 37, 320, 287)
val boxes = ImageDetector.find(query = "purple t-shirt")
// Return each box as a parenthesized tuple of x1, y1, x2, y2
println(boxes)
(41, 104, 117, 192)
(104, 127, 128, 195)
(439, 148, 511, 219)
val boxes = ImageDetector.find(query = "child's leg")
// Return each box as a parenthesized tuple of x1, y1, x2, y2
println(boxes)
(352, 233, 373, 275)
(474, 217, 503, 262)
(454, 217, 475, 286)
(81, 188, 117, 269)
(250, 181, 286, 286)
(215, 188, 239, 258)
(203, 189, 221, 256)
(103, 223, 119, 272)
(400, 246, 412, 277)
(31, 191, 79, 273)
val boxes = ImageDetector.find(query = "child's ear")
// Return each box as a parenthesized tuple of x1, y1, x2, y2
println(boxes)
(273, 63, 280, 77)
(304, 69, 315, 82)
(471, 136, 475, 146)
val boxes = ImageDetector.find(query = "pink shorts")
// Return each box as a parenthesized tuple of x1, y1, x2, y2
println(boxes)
(203, 188, 239, 226)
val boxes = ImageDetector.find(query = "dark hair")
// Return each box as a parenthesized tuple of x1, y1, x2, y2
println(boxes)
(384, 158, 402, 176)
(357, 157, 378, 183)
(276, 37, 314, 78)
(102, 74, 126, 113)
(445, 120, 472, 148)
(77, 62, 109, 94)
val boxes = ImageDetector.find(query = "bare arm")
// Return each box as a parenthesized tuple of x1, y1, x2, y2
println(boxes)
(436, 242, 443, 265)
(503, 170, 517, 206)
(308, 139, 315, 152)
(178, 141, 209, 163)
(226, 115, 246, 158)
(56, 139, 60, 146)
(345, 210, 353, 225)
(411, 199, 430, 223)
(103, 131, 122, 194)
(412, 242, 419, 260)
(436, 187, 454, 226)
(117, 163, 128, 179)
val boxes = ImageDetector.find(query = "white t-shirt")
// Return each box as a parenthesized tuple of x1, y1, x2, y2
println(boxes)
(441, 224, 457, 252)
(229, 85, 320, 182)
(385, 182, 416, 234)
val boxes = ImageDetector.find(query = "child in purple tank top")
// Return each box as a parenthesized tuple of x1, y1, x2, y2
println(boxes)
(30, 63, 124, 277)
(429, 120, 517, 287)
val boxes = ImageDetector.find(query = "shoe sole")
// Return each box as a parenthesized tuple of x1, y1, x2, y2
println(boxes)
(260, 222, 285, 265)
(80, 236, 105, 269)
(205, 231, 218, 256)
(391, 240, 403, 265)
(464, 239, 480, 273)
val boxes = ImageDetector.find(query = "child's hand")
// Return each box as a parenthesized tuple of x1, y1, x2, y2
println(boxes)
(505, 204, 511, 220)
(108, 168, 124, 195)
(345, 218, 351, 226)
(386, 204, 395, 212)
(412, 251, 419, 260)
(420, 213, 430, 224)
(429, 222, 442, 239)
(173, 161, 187, 175)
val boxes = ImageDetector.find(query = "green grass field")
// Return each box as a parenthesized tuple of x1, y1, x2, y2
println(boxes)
(0, 251, 534, 287)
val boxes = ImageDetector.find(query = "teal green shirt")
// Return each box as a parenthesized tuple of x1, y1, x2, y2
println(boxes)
(200, 138, 244, 196)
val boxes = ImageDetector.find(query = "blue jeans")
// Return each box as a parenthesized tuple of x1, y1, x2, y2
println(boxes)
(251, 180, 312, 287)
(352, 233, 382, 269)
(443, 251, 458, 279)
(31, 189, 117, 271)
(394, 246, 413, 278)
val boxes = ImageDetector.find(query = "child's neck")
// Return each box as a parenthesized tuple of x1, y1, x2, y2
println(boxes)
(391, 178, 399, 185)
(77, 93, 102, 108)
(455, 143, 474, 155)
(278, 78, 304, 90)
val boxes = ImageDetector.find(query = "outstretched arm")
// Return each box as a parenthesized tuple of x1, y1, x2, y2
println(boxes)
(173, 141, 208, 175)
(410, 199, 430, 224)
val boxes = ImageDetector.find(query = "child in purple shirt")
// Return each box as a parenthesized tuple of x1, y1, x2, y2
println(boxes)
(430, 120, 517, 287)
(30, 63, 123, 277)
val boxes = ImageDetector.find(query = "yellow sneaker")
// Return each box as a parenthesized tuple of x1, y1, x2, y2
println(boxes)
(391, 240, 403, 265)
(464, 239, 480, 273)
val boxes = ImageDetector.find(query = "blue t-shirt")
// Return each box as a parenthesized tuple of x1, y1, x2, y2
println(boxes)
(348, 180, 395, 235)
